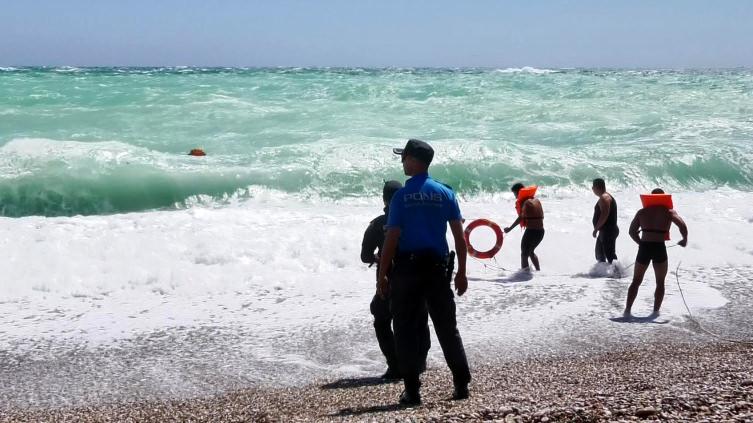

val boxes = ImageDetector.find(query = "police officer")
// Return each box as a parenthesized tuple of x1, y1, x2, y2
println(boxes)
(377, 139, 471, 406)
(360, 180, 430, 380)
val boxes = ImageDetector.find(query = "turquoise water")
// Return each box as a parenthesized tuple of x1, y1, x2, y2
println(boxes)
(1, 67, 752, 217)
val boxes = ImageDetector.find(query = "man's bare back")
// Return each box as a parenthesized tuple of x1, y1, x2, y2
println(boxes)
(629, 207, 686, 245)
(522, 198, 544, 230)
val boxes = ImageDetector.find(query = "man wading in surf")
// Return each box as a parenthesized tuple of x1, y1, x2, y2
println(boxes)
(504, 183, 545, 270)
(624, 188, 688, 318)
(592, 178, 619, 264)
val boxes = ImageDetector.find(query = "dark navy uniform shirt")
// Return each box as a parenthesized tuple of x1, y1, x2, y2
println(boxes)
(361, 210, 390, 280)
(361, 211, 387, 265)
(386, 172, 462, 256)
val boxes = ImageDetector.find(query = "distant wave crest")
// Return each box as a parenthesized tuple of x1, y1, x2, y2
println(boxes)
(494, 66, 560, 74)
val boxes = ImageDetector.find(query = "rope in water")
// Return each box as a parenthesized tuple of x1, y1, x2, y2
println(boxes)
(471, 246, 753, 345)
(674, 262, 753, 345)
(470, 242, 682, 276)
(622, 244, 679, 272)
(470, 255, 510, 272)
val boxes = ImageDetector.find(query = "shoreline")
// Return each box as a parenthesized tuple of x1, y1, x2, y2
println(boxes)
(3, 341, 751, 422)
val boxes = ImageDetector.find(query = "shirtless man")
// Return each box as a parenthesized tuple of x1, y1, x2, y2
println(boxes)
(592, 178, 619, 264)
(624, 188, 688, 318)
(504, 183, 545, 270)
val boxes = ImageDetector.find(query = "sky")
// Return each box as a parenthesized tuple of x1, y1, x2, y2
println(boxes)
(1, 0, 752, 68)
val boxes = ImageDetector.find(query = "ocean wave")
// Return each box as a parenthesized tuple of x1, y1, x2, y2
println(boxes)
(494, 66, 560, 74)
(1, 137, 752, 217)
(2, 69, 753, 216)
(0, 139, 264, 217)
(52, 66, 84, 73)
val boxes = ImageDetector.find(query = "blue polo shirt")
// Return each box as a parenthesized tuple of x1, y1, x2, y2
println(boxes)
(386, 172, 462, 256)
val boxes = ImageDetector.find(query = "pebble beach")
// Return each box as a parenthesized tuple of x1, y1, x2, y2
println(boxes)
(3, 340, 751, 422)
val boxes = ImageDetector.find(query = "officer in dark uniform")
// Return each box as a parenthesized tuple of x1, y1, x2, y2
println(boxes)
(360, 180, 430, 380)
(377, 139, 471, 406)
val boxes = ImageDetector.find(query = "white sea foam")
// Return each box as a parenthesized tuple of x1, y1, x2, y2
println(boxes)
(0, 189, 746, 339)
(494, 66, 559, 74)
(0, 188, 750, 405)
(52, 66, 83, 73)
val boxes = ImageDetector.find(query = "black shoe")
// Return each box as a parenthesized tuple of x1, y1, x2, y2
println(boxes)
(452, 384, 469, 400)
(399, 390, 421, 406)
(380, 368, 401, 380)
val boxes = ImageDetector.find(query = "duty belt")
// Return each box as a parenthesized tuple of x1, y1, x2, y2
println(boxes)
(395, 250, 447, 264)
(394, 250, 456, 284)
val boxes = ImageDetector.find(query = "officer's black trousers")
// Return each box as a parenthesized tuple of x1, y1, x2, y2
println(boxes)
(390, 258, 471, 393)
(370, 294, 430, 374)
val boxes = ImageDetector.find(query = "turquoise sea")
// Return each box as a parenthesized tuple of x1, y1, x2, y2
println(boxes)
(3, 67, 753, 409)
(1, 67, 752, 217)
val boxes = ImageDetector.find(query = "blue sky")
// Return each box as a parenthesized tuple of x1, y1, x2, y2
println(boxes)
(2, 0, 752, 68)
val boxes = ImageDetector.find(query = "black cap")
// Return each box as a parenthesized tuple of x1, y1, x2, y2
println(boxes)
(393, 139, 434, 165)
(383, 180, 403, 203)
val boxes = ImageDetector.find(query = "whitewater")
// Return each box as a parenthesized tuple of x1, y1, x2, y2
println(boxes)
(1, 67, 752, 408)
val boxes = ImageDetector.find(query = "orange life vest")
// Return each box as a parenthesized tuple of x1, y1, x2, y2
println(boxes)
(515, 186, 538, 228)
(640, 194, 673, 209)
(639, 193, 673, 240)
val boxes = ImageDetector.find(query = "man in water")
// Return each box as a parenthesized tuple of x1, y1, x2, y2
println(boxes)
(377, 139, 471, 406)
(504, 183, 545, 270)
(592, 178, 619, 264)
(360, 180, 430, 381)
(624, 188, 688, 318)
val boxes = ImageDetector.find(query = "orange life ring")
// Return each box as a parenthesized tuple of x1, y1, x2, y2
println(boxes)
(640, 194, 673, 209)
(464, 219, 504, 259)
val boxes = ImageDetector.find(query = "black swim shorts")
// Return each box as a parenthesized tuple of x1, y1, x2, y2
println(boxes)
(521, 228, 545, 255)
(635, 241, 667, 265)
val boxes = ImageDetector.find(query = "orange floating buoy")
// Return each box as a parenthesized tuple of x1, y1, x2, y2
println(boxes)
(189, 148, 206, 156)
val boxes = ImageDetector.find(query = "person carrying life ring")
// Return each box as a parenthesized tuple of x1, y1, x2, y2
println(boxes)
(504, 183, 545, 270)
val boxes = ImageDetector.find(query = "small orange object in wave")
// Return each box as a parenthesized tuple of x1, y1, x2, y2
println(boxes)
(189, 148, 206, 156)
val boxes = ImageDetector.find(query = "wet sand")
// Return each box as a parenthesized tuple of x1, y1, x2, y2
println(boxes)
(2, 341, 751, 422)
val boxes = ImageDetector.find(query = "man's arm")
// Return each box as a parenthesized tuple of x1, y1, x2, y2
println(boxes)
(504, 216, 521, 233)
(628, 211, 641, 245)
(360, 221, 380, 264)
(506, 199, 531, 233)
(448, 220, 468, 296)
(376, 227, 400, 298)
(593, 194, 611, 237)
(669, 210, 688, 247)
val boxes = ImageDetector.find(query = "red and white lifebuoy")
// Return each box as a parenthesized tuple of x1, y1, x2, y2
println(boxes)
(464, 219, 504, 259)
